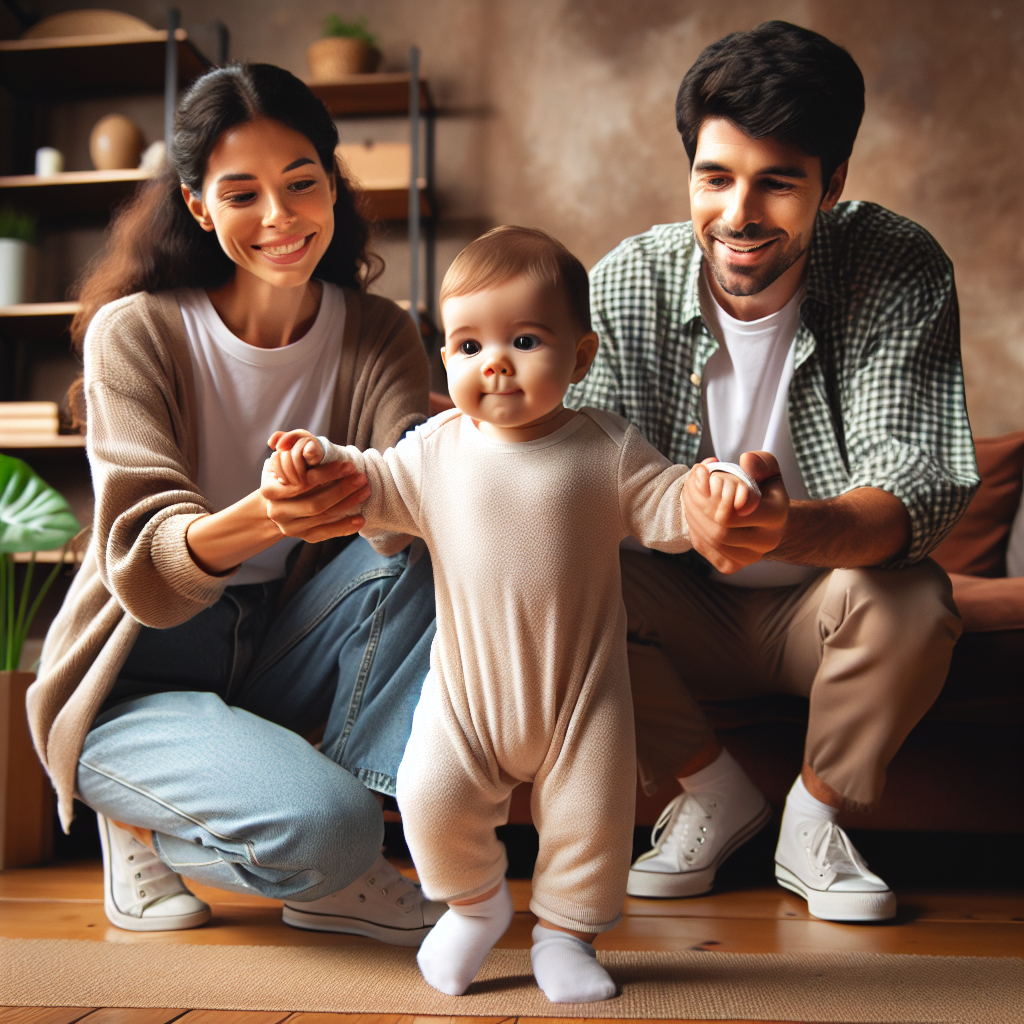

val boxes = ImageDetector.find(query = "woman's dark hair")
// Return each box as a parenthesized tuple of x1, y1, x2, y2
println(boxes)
(676, 21, 865, 189)
(68, 62, 382, 425)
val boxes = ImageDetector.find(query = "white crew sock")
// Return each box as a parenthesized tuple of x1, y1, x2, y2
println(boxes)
(530, 923, 616, 1003)
(784, 774, 840, 825)
(679, 747, 762, 803)
(416, 879, 514, 996)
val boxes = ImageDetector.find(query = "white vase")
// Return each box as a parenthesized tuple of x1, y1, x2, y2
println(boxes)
(0, 239, 38, 306)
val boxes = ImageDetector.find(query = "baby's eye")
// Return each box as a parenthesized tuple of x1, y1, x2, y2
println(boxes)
(458, 340, 481, 356)
(513, 335, 540, 351)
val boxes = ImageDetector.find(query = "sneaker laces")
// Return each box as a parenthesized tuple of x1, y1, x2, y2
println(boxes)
(363, 856, 422, 912)
(802, 820, 870, 883)
(649, 791, 716, 865)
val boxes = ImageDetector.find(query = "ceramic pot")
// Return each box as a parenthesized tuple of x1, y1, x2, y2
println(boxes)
(0, 670, 52, 869)
(89, 114, 144, 171)
(0, 239, 37, 305)
(307, 37, 382, 81)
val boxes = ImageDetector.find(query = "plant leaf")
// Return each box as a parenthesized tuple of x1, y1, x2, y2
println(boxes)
(0, 454, 80, 553)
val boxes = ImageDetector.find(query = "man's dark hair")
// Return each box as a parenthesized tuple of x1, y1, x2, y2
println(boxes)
(676, 21, 865, 188)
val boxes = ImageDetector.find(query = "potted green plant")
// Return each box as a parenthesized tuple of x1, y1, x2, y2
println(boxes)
(1, 453, 80, 673)
(307, 14, 382, 82)
(0, 453, 79, 868)
(0, 207, 38, 306)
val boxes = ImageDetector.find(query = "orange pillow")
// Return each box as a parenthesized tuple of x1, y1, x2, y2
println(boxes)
(932, 431, 1024, 577)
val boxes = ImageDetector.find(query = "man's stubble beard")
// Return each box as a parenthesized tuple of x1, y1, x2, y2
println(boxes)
(697, 227, 809, 298)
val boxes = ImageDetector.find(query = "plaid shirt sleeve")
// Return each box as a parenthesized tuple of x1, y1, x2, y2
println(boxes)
(814, 207, 979, 567)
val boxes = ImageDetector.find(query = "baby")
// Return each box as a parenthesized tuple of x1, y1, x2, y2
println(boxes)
(265, 227, 759, 1002)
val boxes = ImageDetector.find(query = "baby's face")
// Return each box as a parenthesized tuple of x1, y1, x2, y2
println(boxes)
(441, 274, 595, 436)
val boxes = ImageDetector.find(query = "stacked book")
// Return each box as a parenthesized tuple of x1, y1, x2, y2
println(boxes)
(0, 401, 60, 445)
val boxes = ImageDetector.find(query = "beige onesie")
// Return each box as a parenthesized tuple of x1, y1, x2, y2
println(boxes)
(321, 407, 691, 933)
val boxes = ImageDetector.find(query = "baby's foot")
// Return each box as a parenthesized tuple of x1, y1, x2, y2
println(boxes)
(416, 879, 514, 995)
(530, 923, 617, 1003)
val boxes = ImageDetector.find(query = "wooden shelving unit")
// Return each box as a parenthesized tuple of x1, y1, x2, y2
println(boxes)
(309, 73, 432, 117)
(0, 29, 210, 98)
(0, 302, 78, 341)
(0, 434, 86, 448)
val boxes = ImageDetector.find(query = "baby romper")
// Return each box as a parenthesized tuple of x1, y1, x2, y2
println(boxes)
(320, 406, 691, 933)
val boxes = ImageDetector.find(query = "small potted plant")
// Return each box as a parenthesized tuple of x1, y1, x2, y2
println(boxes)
(307, 14, 382, 82)
(0, 207, 38, 306)
(0, 453, 80, 868)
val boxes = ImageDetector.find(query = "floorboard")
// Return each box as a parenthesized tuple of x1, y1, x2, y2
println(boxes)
(1, 860, 1020, 1023)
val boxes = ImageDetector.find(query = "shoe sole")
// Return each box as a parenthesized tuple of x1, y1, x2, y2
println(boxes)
(98, 815, 212, 932)
(775, 863, 897, 921)
(626, 798, 773, 898)
(282, 904, 433, 946)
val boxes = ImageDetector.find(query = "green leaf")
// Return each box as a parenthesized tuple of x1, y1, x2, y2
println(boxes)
(0, 454, 80, 554)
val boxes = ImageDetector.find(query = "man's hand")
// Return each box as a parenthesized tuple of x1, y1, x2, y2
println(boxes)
(683, 451, 789, 573)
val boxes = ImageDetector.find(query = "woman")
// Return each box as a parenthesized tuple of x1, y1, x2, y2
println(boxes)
(28, 63, 442, 943)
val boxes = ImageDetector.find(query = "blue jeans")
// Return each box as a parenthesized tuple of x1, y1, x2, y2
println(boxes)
(77, 538, 436, 901)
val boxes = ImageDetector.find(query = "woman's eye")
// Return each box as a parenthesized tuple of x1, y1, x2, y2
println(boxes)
(459, 340, 481, 356)
(513, 335, 540, 351)
(288, 179, 317, 192)
(226, 191, 257, 204)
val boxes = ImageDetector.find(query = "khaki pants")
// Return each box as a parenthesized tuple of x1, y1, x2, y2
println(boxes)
(622, 553, 962, 812)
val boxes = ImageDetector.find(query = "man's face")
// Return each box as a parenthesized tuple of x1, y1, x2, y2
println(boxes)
(689, 117, 843, 300)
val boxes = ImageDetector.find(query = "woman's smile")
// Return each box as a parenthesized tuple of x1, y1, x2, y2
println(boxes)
(255, 232, 316, 263)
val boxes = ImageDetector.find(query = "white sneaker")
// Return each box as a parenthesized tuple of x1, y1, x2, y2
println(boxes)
(97, 813, 211, 931)
(283, 851, 447, 946)
(775, 817, 896, 921)
(627, 788, 772, 897)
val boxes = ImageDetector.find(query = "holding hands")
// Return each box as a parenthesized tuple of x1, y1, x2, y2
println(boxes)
(684, 451, 790, 574)
(261, 429, 370, 543)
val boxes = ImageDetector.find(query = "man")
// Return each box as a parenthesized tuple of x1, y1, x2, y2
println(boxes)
(567, 21, 978, 922)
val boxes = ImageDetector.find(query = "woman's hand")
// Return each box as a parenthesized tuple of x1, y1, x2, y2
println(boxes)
(261, 456, 371, 544)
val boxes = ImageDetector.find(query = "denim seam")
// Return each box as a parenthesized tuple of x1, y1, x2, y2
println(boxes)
(325, 600, 387, 765)
(352, 767, 397, 796)
(79, 759, 261, 865)
(247, 565, 403, 682)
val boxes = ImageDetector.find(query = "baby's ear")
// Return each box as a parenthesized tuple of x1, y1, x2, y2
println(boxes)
(571, 331, 599, 383)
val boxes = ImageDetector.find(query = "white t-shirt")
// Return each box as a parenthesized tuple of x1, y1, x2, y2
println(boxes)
(697, 270, 818, 588)
(177, 282, 345, 584)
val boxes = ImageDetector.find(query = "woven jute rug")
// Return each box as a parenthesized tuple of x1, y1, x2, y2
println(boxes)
(2, 937, 1021, 1023)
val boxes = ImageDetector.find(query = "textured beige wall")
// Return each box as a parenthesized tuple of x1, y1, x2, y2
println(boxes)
(27, 0, 1024, 434)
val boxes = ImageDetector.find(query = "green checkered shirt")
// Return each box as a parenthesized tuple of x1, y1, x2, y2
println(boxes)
(567, 201, 979, 568)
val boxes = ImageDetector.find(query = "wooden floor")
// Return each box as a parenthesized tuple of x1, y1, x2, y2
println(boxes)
(1, 859, 1021, 1024)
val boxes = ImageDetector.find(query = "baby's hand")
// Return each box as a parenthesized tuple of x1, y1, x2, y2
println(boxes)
(703, 458, 762, 517)
(267, 429, 325, 490)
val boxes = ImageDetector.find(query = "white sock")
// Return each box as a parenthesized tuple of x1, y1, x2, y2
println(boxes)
(785, 774, 839, 825)
(530, 923, 616, 1003)
(416, 879, 514, 996)
(678, 746, 763, 807)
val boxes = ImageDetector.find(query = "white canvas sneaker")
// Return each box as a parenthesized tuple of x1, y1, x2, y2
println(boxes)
(283, 851, 447, 946)
(97, 813, 211, 931)
(775, 816, 896, 921)
(627, 787, 772, 897)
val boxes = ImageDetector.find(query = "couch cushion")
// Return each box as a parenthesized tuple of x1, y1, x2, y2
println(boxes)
(948, 573, 1024, 632)
(932, 431, 1024, 577)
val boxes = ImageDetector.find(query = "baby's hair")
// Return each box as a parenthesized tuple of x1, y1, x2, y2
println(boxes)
(439, 226, 591, 335)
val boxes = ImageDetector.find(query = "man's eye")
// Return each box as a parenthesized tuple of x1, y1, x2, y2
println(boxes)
(706, 177, 729, 188)
(513, 335, 540, 351)
(459, 340, 481, 355)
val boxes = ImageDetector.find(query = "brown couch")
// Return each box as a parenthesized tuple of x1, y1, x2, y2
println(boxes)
(503, 430, 1024, 832)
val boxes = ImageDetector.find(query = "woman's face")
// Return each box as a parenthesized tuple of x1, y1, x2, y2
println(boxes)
(182, 117, 337, 290)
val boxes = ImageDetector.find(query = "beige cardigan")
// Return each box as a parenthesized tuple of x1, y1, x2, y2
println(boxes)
(28, 288, 429, 831)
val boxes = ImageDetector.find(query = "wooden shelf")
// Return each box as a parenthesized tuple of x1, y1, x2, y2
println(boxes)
(0, 434, 85, 449)
(308, 73, 432, 117)
(0, 301, 78, 341)
(0, 29, 210, 99)
(0, 169, 152, 223)
(0, 171, 429, 224)
(11, 549, 81, 564)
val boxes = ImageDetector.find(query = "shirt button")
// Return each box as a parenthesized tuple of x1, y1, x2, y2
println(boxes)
(686, 423, 700, 435)
(690, 372, 702, 386)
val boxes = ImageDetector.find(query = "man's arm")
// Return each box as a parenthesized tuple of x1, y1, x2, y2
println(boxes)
(684, 454, 910, 574)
